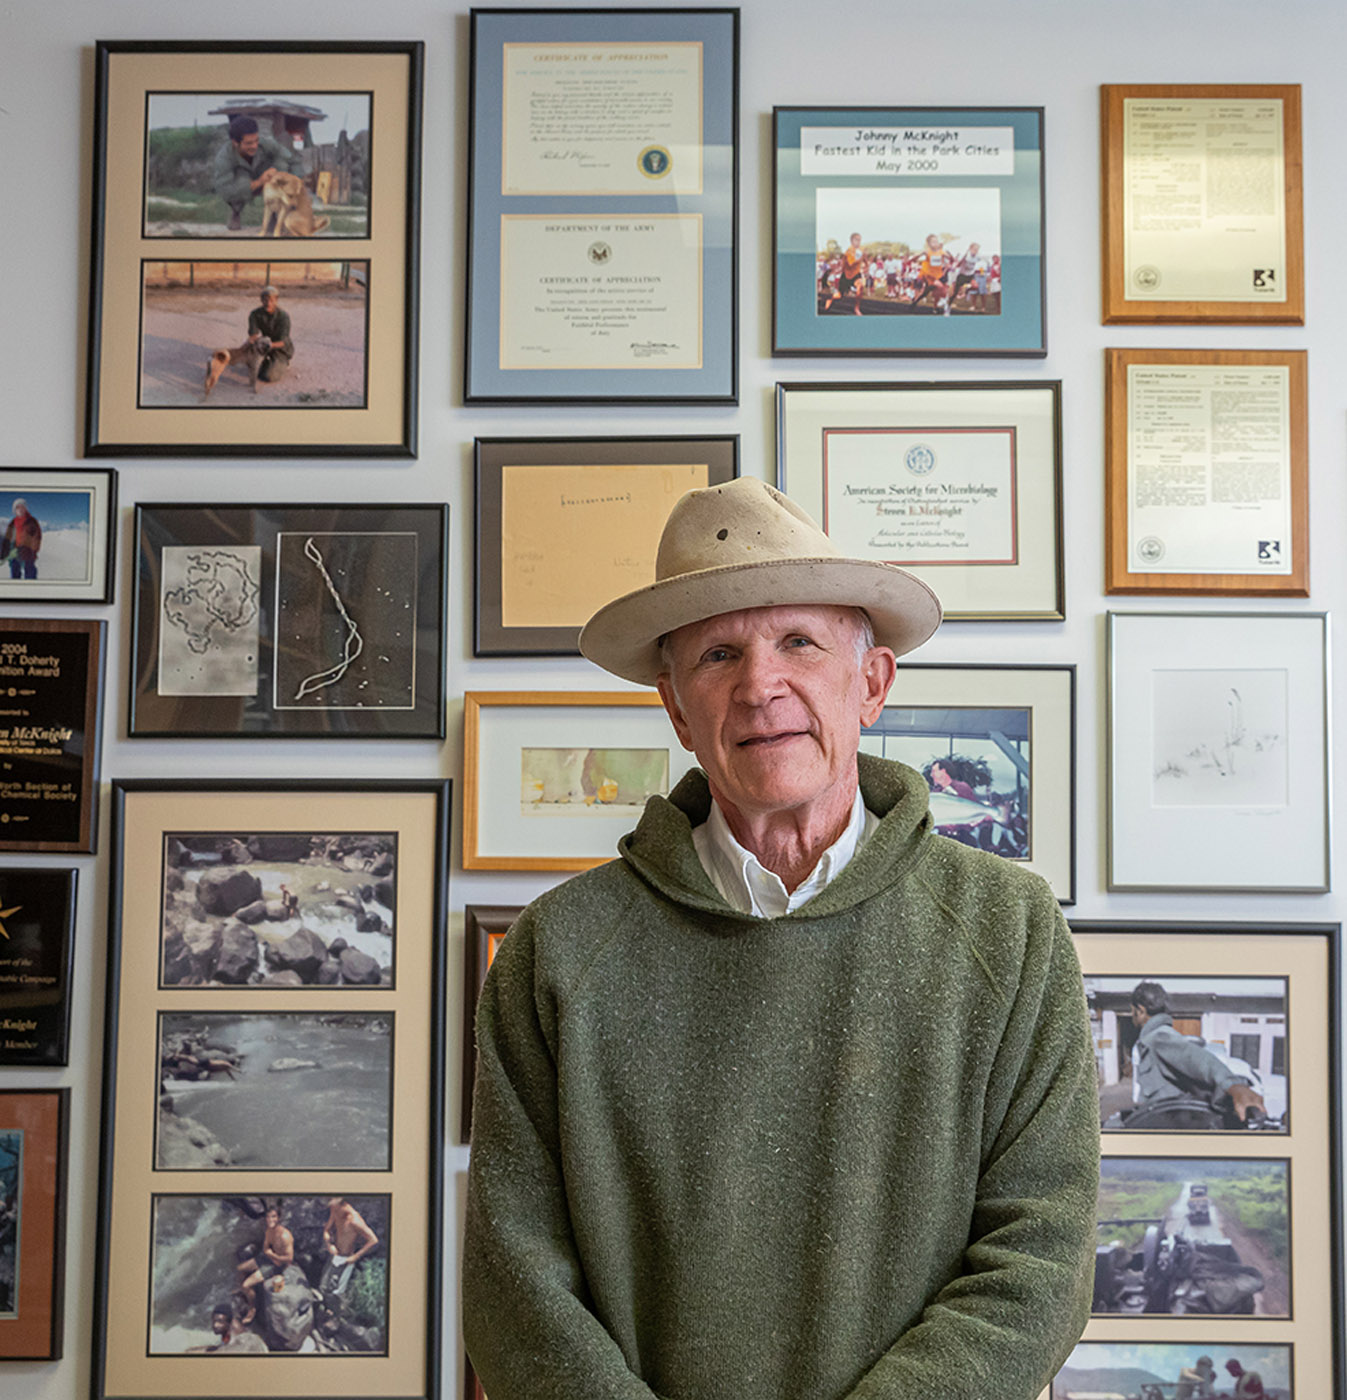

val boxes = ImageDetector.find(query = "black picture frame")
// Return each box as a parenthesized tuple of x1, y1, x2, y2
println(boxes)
(474, 436, 739, 655)
(0, 469, 118, 605)
(464, 8, 739, 405)
(0, 868, 77, 1068)
(95, 779, 448, 1400)
(130, 503, 447, 738)
(461, 905, 521, 1144)
(87, 40, 423, 457)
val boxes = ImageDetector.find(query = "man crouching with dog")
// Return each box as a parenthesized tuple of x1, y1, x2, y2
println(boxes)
(202, 284, 295, 399)
(463, 477, 1099, 1400)
(212, 114, 298, 232)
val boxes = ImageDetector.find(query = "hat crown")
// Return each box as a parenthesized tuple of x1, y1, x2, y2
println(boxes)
(655, 479, 839, 582)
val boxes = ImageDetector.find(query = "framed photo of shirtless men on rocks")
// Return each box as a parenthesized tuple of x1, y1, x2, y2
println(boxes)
(87, 41, 423, 457)
(1064, 923, 1342, 1400)
(94, 780, 448, 1400)
(129, 503, 448, 739)
(772, 106, 1046, 356)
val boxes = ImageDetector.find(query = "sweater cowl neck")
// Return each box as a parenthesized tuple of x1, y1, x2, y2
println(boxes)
(618, 752, 934, 920)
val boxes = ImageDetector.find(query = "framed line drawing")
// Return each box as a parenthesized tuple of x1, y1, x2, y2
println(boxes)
(95, 780, 447, 1400)
(87, 41, 423, 456)
(777, 381, 1063, 621)
(859, 663, 1075, 903)
(463, 692, 695, 872)
(460, 905, 521, 1143)
(130, 503, 447, 738)
(0, 868, 77, 1068)
(1101, 83, 1304, 324)
(464, 8, 739, 404)
(0, 618, 106, 855)
(1065, 921, 1342, 1399)
(773, 106, 1046, 356)
(0, 1088, 69, 1361)
(0, 469, 117, 604)
(1107, 611, 1330, 893)
(475, 436, 738, 655)
(1105, 348, 1309, 596)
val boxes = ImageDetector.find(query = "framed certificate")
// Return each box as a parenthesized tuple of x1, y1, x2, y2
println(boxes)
(772, 106, 1046, 357)
(0, 868, 77, 1067)
(776, 381, 1062, 621)
(464, 8, 739, 404)
(1107, 611, 1329, 893)
(475, 436, 737, 655)
(1101, 84, 1304, 324)
(1105, 348, 1308, 595)
(87, 41, 424, 456)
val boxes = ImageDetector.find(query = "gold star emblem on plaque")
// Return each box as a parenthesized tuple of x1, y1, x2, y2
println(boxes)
(0, 905, 20, 940)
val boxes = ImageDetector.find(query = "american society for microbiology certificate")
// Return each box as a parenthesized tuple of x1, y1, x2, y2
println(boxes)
(1123, 97, 1287, 302)
(501, 41, 703, 196)
(499, 214, 702, 371)
(1126, 362, 1292, 575)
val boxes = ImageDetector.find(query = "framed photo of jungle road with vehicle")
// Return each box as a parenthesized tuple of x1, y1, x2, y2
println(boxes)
(94, 780, 448, 1400)
(773, 106, 1046, 356)
(1060, 922, 1342, 1400)
(464, 9, 739, 404)
(130, 503, 448, 738)
(87, 41, 424, 456)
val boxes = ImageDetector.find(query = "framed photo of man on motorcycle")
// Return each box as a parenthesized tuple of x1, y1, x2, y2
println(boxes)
(1063, 922, 1343, 1400)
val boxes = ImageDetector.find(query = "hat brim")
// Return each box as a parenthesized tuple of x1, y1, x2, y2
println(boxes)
(579, 557, 942, 685)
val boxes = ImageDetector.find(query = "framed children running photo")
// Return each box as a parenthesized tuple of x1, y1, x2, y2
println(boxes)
(772, 107, 1046, 356)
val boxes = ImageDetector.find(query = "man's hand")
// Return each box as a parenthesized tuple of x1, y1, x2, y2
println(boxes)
(251, 167, 279, 190)
(1228, 1083, 1266, 1121)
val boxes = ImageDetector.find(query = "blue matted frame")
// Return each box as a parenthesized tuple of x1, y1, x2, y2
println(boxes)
(773, 106, 1045, 357)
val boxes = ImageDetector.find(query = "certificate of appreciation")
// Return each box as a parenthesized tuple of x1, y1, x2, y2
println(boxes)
(1126, 363, 1292, 575)
(499, 214, 702, 370)
(502, 41, 703, 196)
(1123, 97, 1287, 303)
(822, 427, 1017, 566)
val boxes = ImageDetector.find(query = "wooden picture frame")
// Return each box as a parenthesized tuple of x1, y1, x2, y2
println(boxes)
(1105, 348, 1308, 595)
(0, 619, 105, 854)
(460, 905, 521, 1144)
(464, 8, 739, 405)
(863, 663, 1075, 903)
(462, 692, 693, 872)
(1107, 611, 1329, 893)
(777, 381, 1064, 621)
(1060, 922, 1342, 1399)
(87, 41, 424, 457)
(94, 780, 448, 1400)
(1101, 83, 1304, 324)
(0, 469, 117, 604)
(474, 436, 738, 656)
(773, 106, 1047, 356)
(130, 503, 448, 738)
(0, 1088, 69, 1360)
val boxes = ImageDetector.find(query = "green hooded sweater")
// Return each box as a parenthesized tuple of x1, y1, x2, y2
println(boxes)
(463, 754, 1099, 1400)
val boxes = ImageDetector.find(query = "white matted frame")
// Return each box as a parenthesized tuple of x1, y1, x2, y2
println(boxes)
(1107, 611, 1330, 893)
(0, 468, 117, 604)
(462, 692, 695, 872)
(860, 663, 1074, 903)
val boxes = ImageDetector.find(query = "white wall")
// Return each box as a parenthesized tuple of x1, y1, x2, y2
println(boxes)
(2, 1, 1344, 1395)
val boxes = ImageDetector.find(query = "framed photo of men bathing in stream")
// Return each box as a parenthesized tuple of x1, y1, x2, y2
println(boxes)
(95, 781, 447, 1400)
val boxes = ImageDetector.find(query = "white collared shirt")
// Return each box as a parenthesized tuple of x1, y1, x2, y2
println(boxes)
(691, 786, 878, 918)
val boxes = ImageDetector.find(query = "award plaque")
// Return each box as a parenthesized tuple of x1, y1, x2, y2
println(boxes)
(0, 868, 76, 1067)
(0, 619, 106, 854)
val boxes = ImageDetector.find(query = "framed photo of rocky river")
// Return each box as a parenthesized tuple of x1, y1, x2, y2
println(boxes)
(95, 780, 448, 1400)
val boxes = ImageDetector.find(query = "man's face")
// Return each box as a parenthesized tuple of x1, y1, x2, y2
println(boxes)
(656, 604, 894, 826)
(1130, 1004, 1149, 1028)
(929, 762, 950, 789)
(212, 1312, 230, 1337)
(266, 1209, 279, 1228)
(849, 234, 862, 250)
(262, 293, 278, 314)
(237, 132, 260, 159)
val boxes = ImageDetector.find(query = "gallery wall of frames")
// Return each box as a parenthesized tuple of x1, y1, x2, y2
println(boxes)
(2, 3, 1347, 1399)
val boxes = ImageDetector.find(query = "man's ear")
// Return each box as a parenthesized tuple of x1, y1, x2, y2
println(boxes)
(655, 673, 697, 753)
(859, 647, 897, 728)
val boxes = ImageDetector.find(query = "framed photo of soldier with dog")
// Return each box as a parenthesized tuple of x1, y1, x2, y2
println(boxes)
(1062, 922, 1342, 1400)
(87, 41, 423, 457)
(94, 779, 448, 1400)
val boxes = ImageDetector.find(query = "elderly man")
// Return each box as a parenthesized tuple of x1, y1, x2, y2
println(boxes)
(463, 479, 1098, 1400)
(212, 115, 297, 232)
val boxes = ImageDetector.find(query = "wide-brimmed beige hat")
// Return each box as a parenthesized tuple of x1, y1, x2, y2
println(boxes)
(579, 477, 942, 685)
